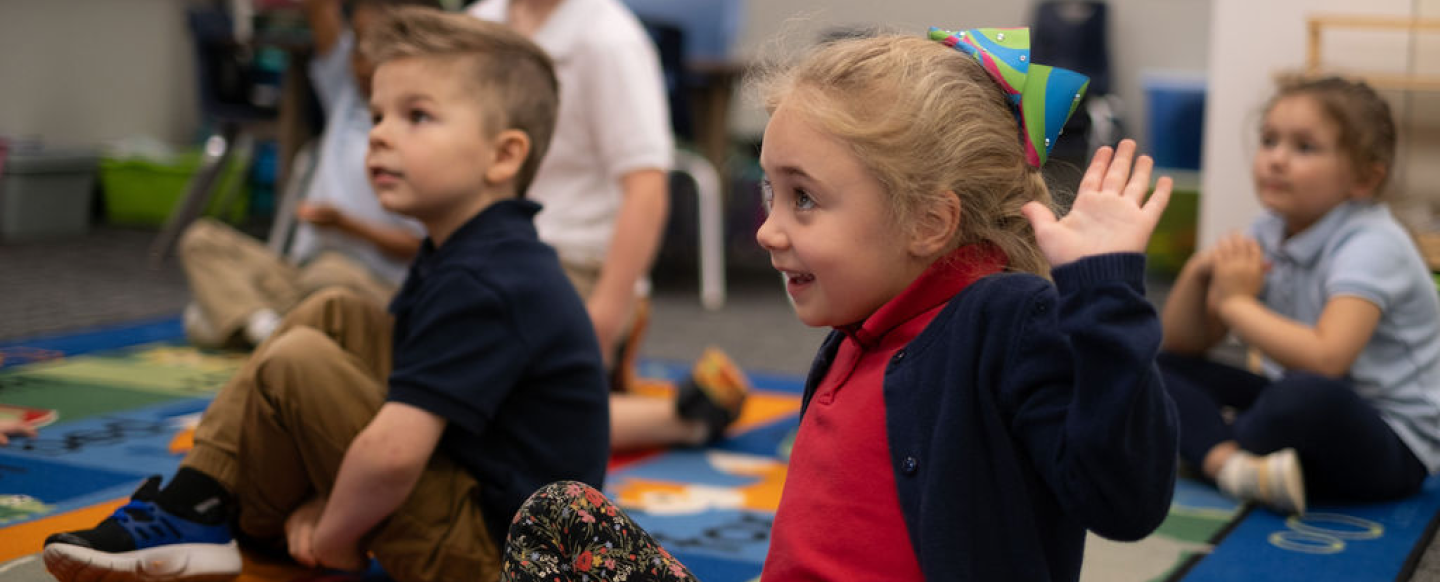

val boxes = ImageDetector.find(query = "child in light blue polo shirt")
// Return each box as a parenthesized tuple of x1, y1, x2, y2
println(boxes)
(1159, 76, 1440, 515)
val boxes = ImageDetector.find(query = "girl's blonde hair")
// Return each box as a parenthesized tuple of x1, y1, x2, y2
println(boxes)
(1266, 75, 1397, 198)
(752, 35, 1054, 276)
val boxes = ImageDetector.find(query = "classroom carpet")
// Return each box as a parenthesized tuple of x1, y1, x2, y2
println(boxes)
(1, 318, 1438, 582)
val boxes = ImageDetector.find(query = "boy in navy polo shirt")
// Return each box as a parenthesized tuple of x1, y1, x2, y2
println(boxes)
(43, 10, 607, 582)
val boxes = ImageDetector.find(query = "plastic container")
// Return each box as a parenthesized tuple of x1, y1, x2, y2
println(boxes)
(1144, 73, 1207, 171)
(99, 151, 248, 227)
(0, 148, 100, 240)
(1144, 170, 1201, 278)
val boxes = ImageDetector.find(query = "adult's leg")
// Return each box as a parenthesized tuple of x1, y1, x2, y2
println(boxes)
(503, 481, 697, 582)
(1233, 373, 1429, 503)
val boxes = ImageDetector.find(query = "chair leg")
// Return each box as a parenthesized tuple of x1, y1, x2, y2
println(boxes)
(147, 125, 239, 268)
(673, 149, 726, 311)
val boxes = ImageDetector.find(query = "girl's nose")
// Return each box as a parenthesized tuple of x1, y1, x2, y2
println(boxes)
(755, 211, 787, 252)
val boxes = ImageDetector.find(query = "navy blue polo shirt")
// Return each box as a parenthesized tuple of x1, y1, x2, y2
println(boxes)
(387, 199, 610, 543)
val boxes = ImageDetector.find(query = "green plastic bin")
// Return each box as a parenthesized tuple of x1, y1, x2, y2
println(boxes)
(100, 151, 248, 227)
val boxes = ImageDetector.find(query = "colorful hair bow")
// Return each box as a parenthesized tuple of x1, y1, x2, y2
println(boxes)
(928, 27, 1089, 167)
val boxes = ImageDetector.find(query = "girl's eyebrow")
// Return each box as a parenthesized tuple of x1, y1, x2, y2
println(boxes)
(771, 165, 815, 182)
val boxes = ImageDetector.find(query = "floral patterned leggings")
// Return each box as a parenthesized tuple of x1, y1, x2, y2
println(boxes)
(502, 481, 701, 581)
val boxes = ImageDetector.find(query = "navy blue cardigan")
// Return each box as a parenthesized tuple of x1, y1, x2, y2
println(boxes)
(797, 254, 1178, 581)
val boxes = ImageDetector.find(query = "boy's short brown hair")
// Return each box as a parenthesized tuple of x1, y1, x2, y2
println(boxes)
(360, 7, 559, 197)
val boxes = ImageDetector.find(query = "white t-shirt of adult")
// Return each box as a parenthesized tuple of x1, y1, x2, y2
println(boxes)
(288, 29, 425, 286)
(468, 0, 674, 267)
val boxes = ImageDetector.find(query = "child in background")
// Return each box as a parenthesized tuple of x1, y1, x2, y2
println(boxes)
(44, 9, 608, 582)
(468, 0, 750, 452)
(178, 0, 433, 348)
(498, 28, 1179, 581)
(1159, 76, 1440, 515)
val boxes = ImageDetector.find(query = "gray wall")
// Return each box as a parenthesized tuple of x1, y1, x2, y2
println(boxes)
(0, 0, 198, 148)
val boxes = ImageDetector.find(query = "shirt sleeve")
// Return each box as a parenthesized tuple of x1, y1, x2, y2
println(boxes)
(997, 254, 1179, 541)
(1325, 229, 1409, 313)
(308, 28, 356, 116)
(575, 37, 675, 177)
(387, 270, 531, 435)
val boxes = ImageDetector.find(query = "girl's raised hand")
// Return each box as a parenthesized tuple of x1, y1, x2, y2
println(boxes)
(1022, 139, 1172, 267)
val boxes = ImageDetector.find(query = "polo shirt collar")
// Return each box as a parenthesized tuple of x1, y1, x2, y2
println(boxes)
(839, 243, 1008, 349)
(417, 198, 541, 261)
(1257, 201, 1365, 267)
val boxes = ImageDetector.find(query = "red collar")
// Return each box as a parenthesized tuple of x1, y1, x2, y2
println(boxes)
(838, 243, 1008, 349)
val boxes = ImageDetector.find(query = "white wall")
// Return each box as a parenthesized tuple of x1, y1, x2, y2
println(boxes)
(729, 0, 1214, 155)
(1200, 0, 1439, 247)
(0, 0, 197, 148)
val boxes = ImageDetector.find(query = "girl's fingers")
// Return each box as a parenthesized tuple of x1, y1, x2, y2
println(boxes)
(1142, 176, 1173, 223)
(1123, 155, 1156, 204)
(1101, 140, 1137, 196)
(1079, 146, 1115, 196)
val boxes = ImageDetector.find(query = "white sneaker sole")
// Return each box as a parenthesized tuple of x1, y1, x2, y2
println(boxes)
(43, 540, 242, 582)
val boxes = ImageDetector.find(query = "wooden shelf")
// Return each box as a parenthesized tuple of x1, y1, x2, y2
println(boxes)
(1305, 14, 1440, 92)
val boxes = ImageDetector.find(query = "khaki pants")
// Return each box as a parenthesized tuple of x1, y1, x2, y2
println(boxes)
(178, 218, 396, 345)
(182, 288, 500, 582)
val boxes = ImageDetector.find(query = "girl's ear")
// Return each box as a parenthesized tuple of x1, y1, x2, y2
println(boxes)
(1349, 161, 1387, 200)
(909, 191, 961, 258)
(484, 129, 531, 187)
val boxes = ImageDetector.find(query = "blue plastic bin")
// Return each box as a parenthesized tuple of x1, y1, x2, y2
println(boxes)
(1144, 74, 1207, 171)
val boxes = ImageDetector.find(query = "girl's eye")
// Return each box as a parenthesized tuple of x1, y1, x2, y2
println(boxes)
(371, 112, 384, 126)
(1259, 134, 1278, 149)
(408, 109, 432, 124)
(794, 190, 816, 210)
(1295, 141, 1318, 154)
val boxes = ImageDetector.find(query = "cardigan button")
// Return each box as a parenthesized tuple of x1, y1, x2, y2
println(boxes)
(892, 349, 906, 364)
(902, 456, 919, 475)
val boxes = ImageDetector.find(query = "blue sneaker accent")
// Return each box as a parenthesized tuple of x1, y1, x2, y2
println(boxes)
(109, 496, 233, 549)
(43, 476, 242, 582)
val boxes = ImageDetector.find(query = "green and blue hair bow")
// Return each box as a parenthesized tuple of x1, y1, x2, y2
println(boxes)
(928, 27, 1089, 167)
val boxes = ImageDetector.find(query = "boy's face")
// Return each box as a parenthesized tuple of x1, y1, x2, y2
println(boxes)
(756, 99, 925, 328)
(366, 57, 500, 224)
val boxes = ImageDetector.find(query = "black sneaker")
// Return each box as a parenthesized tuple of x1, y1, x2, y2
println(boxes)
(43, 476, 242, 582)
(675, 347, 751, 443)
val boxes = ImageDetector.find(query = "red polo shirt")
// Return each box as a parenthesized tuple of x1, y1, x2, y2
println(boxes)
(761, 244, 1007, 580)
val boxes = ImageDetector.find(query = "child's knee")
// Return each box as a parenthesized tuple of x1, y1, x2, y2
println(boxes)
(288, 286, 367, 323)
(252, 327, 344, 396)
(177, 217, 228, 256)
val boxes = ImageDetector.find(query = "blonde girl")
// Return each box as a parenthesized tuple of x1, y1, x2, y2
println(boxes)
(500, 28, 1179, 581)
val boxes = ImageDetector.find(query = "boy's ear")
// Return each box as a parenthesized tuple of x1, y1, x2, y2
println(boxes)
(484, 129, 531, 187)
(909, 191, 961, 258)
(1349, 161, 1387, 200)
